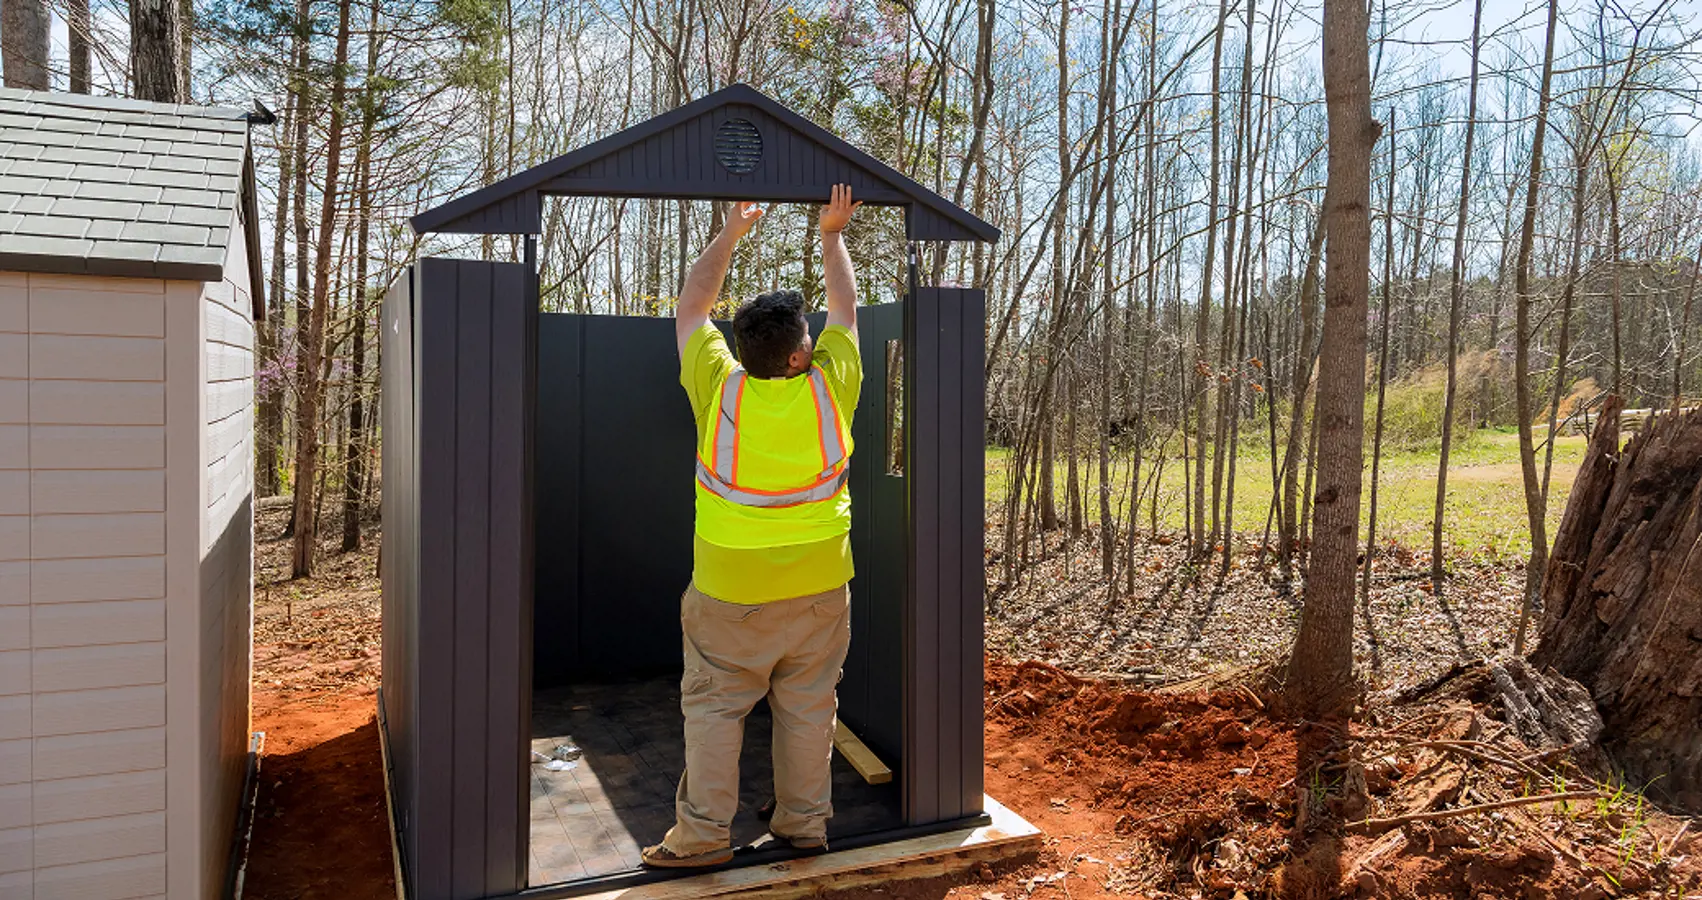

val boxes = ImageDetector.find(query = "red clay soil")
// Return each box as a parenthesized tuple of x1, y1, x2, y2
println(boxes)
(238, 656, 1701, 899)
(243, 687, 396, 900)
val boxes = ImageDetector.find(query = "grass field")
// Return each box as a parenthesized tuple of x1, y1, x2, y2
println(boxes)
(986, 427, 1588, 562)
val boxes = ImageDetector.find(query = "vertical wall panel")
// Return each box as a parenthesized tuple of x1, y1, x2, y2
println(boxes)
(449, 263, 492, 898)
(412, 259, 458, 893)
(385, 257, 530, 900)
(904, 287, 987, 826)
(484, 262, 529, 890)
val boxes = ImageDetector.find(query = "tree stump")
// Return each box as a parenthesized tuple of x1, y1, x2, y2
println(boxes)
(1532, 396, 1702, 810)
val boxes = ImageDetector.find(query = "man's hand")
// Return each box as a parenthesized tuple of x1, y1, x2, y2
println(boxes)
(820, 184, 862, 234)
(726, 201, 764, 240)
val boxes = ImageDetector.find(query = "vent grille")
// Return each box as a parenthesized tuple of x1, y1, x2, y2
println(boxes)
(714, 118, 763, 175)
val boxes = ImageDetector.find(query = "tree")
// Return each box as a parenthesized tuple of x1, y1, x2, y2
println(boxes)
(1286, 0, 1378, 717)
(2, 0, 49, 89)
(69, 0, 92, 93)
(1512, 0, 1561, 654)
(289, 0, 354, 578)
(132, 0, 187, 101)
(1533, 400, 1702, 811)
(1432, 0, 1484, 581)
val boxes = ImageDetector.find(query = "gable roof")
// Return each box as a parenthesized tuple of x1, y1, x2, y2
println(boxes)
(411, 83, 998, 243)
(0, 87, 266, 320)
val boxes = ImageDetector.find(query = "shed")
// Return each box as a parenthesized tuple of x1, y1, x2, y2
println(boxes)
(0, 87, 265, 900)
(381, 84, 1001, 899)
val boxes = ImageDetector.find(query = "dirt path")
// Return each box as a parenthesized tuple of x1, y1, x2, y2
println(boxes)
(244, 689, 396, 900)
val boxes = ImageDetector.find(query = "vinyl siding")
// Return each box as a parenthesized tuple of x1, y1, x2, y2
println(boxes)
(2, 258, 254, 900)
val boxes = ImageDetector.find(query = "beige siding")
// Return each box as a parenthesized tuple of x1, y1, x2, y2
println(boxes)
(193, 219, 254, 899)
(3, 260, 254, 900)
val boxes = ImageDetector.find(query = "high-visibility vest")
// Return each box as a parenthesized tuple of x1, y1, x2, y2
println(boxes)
(695, 364, 854, 549)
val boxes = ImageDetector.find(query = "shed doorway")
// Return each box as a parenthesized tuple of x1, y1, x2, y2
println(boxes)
(525, 304, 907, 886)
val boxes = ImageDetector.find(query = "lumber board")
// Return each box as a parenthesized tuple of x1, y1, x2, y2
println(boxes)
(834, 720, 893, 785)
(571, 795, 1039, 900)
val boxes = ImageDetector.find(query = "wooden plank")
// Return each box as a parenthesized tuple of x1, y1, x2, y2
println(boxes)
(562, 796, 1039, 900)
(935, 289, 963, 820)
(833, 721, 891, 786)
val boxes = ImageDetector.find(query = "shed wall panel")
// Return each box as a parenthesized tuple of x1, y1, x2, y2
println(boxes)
(389, 258, 530, 899)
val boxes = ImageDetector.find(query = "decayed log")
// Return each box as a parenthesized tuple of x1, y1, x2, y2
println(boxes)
(1532, 397, 1702, 811)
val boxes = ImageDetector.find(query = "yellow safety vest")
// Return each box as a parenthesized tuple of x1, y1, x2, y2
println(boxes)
(695, 364, 854, 549)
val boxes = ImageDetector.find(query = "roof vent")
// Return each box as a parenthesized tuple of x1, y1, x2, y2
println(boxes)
(714, 118, 762, 175)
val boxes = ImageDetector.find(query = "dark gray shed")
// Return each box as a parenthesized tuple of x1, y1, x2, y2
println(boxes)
(379, 84, 995, 900)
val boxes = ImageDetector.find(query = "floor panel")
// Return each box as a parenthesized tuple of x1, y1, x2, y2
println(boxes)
(528, 676, 902, 888)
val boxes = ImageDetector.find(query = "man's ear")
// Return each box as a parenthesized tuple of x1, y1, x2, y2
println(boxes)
(789, 347, 812, 372)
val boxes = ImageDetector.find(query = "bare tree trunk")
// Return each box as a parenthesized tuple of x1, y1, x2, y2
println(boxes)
(69, 0, 92, 92)
(1364, 107, 1396, 606)
(342, 0, 381, 553)
(1193, 0, 1229, 556)
(1287, 0, 1377, 717)
(2, 0, 50, 89)
(1532, 401, 1702, 810)
(290, 0, 354, 578)
(1512, 0, 1561, 654)
(283, 0, 312, 535)
(130, 0, 186, 102)
(1433, 0, 1483, 582)
(179, 0, 193, 98)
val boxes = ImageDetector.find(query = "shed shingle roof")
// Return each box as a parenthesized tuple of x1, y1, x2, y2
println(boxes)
(0, 87, 262, 311)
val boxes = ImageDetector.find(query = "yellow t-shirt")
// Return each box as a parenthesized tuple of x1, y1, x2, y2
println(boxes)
(681, 322, 863, 603)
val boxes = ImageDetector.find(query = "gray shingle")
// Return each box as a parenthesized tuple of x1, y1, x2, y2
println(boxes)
(168, 141, 244, 162)
(120, 221, 210, 245)
(153, 155, 209, 174)
(130, 169, 211, 190)
(9, 159, 75, 179)
(159, 187, 225, 208)
(77, 133, 147, 153)
(74, 181, 163, 203)
(68, 164, 135, 184)
(84, 219, 124, 240)
(11, 195, 51, 214)
(0, 234, 94, 258)
(168, 204, 231, 227)
(50, 197, 143, 220)
(13, 214, 91, 238)
(0, 194, 16, 213)
(155, 244, 225, 268)
(87, 240, 160, 262)
(35, 116, 100, 135)
(49, 146, 125, 167)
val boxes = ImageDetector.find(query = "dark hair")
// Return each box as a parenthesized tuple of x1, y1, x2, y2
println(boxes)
(732, 290, 808, 378)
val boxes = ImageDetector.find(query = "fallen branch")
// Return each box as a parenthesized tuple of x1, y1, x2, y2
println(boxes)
(1350, 790, 1601, 832)
(1382, 739, 1545, 779)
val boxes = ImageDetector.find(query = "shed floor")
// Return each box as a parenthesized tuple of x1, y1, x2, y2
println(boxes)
(528, 677, 902, 887)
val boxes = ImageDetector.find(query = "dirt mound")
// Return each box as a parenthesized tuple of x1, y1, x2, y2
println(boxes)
(964, 659, 1702, 900)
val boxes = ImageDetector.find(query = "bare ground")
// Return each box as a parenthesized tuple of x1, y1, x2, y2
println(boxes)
(240, 508, 1700, 899)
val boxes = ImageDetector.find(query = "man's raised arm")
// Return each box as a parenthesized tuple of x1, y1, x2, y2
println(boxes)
(820, 184, 862, 339)
(676, 202, 763, 355)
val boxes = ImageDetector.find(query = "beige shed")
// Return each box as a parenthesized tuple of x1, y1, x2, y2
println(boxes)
(0, 87, 265, 900)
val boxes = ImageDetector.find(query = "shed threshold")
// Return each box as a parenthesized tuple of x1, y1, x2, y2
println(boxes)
(502, 797, 1036, 900)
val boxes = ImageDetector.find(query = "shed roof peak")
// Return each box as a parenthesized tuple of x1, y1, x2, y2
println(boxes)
(410, 83, 997, 243)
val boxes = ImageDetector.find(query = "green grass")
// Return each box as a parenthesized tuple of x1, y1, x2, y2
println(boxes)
(987, 427, 1589, 563)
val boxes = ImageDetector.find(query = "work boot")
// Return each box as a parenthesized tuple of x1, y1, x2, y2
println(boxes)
(769, 831, 828, 854)
(641, 843, 734, 868)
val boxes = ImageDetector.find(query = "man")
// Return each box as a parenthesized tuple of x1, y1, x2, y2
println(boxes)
(643, 185, 865, 868)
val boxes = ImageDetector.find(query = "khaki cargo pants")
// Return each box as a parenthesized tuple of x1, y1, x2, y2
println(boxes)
(661, 582, 851, 856)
